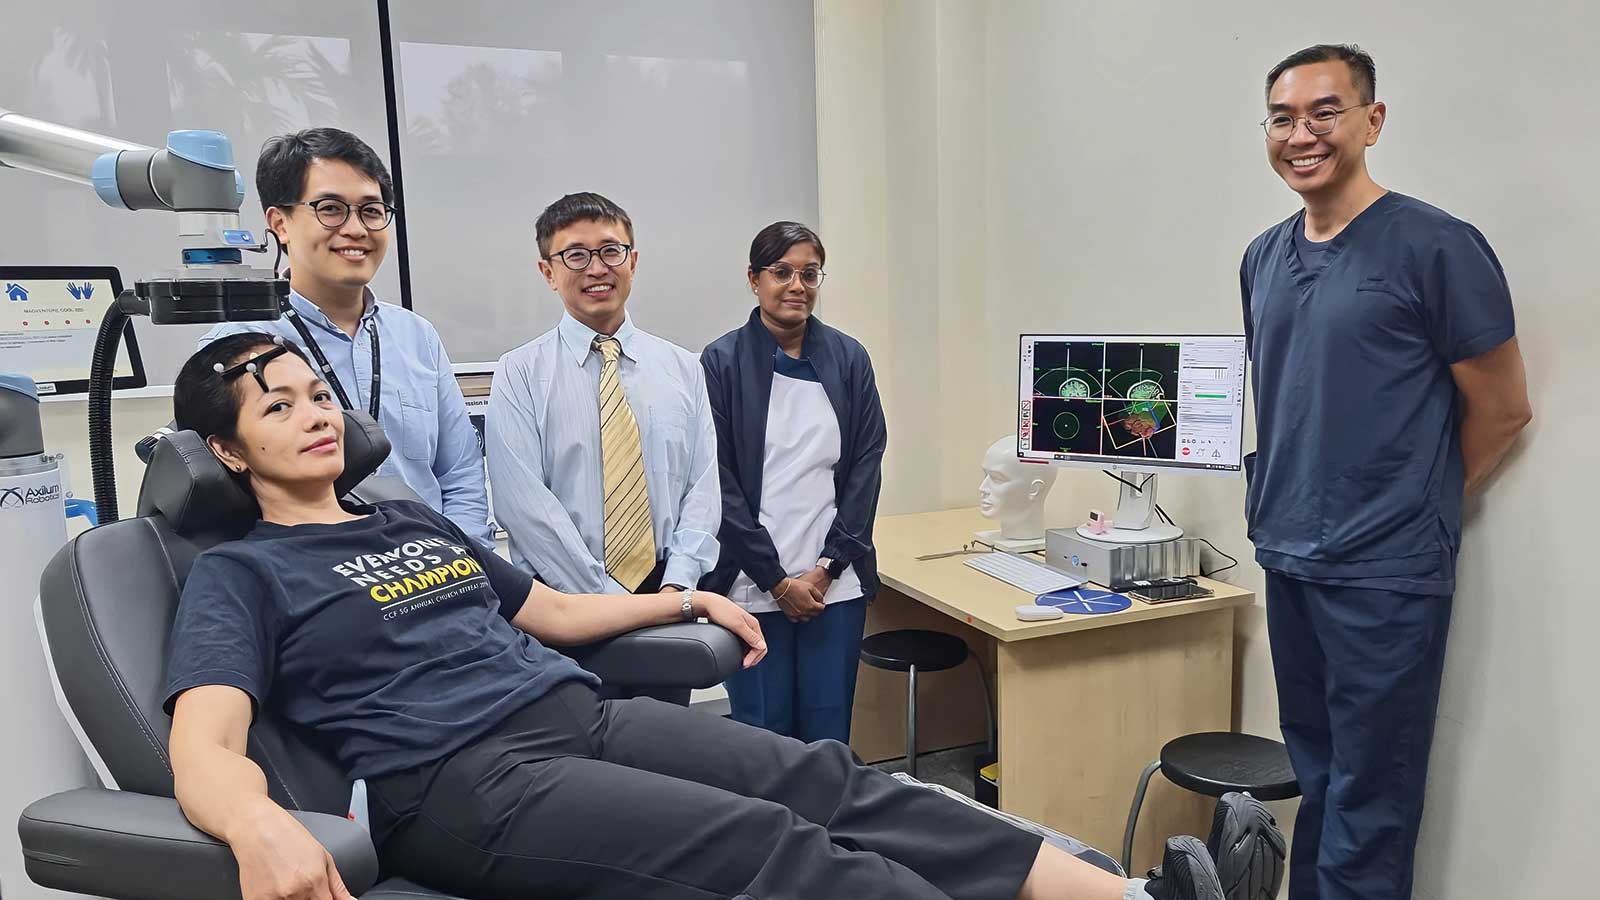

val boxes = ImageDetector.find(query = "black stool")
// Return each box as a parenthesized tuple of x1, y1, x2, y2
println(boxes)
(1121, 731, 1299, 873)
(859, 630, 993, 778)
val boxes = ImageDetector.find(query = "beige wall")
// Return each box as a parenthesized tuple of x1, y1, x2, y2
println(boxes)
(818, 0, 1595, 896)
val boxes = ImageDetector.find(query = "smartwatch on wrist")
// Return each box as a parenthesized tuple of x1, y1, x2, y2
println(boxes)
(818, 557, 848, 579)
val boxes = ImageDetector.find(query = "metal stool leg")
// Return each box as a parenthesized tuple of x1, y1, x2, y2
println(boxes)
(906, 664, 919, 778)
(1122, 760, 1162, 875)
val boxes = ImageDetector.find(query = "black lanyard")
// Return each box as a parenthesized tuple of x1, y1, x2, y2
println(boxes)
(281, 297, 381, 420)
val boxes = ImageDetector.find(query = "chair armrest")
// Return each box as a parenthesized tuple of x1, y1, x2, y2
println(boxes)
(563, 622, 744, 689)
(18, 788, 379, 900)
(344, 473, 424, 505)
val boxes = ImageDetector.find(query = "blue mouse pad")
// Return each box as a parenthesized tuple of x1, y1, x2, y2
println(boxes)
(1035, 588, 1131, 615)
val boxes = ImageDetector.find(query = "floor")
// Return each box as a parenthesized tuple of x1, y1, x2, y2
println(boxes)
(870, 742, 986, 798)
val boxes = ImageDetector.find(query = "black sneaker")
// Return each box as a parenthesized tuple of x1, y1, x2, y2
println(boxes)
(1143, 836, 1224, 900)
(1206, 793, 1286, 900)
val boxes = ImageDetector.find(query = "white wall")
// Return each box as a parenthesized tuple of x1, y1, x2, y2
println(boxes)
(817, 1, 1597, 896)
(815, 0, 994, 515)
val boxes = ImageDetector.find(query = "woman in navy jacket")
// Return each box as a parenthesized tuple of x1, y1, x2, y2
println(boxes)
(701, 221, 887, 744)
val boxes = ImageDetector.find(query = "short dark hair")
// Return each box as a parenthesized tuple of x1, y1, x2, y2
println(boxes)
(749, 221, 826, 274)
(534, 192, 634, 258)
(174, 333, 312, 446)
(255, 127, 395, 211)
(1266, 44, 1376, 105)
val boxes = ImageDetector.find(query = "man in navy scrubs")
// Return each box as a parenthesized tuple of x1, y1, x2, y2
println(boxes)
(1241, 44, 1532, 900)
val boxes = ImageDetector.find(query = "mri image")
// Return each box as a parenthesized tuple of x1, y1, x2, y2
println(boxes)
(1029, 397, 1102, 454)
(1101, 342, 1179, 458)
(1029, 340, 1182, 459)
(1031, 341, 1105, 399)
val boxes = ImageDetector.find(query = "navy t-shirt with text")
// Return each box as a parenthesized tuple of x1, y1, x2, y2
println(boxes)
(164, 500, 598, 780)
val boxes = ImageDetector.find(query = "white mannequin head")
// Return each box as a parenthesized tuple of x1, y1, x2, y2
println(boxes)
(978, 435, 1058, 540)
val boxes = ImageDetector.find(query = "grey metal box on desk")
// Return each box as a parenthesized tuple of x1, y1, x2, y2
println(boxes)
(1044, 529, 1201, 588)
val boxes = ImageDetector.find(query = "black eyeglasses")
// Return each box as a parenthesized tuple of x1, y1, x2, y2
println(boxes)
(286, 199, 399, 231)
(1260, 104, 1372, 142)
(547, 242, 633, 271)
(760, 264, 825, 289)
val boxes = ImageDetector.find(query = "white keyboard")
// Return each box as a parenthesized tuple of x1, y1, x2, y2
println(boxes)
(963, 552, 1085, 595)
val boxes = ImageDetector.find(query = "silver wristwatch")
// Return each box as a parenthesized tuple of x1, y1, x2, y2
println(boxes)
(680, 587, 696, 623)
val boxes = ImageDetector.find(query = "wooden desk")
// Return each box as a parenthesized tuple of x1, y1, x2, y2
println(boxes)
(850, 508, 1253, 872)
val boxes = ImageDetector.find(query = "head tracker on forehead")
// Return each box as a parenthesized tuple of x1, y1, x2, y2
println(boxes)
(213, 335, 292, 394)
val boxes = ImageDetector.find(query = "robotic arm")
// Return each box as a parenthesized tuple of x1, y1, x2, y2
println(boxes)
(0, 107, 286, 519)
(0, 108, 247, 252)
(0, 107, 286, 319)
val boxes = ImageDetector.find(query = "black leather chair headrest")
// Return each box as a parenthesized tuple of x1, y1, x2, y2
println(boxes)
(136, 410, 391, 537)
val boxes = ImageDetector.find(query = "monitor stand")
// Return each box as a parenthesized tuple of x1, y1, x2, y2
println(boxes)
(1076, 471, 1184, 545)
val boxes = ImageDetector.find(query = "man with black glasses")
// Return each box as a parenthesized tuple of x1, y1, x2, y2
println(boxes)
(202, 127, 492, 546)
(1240, 44, 1531, 900)
(486, 193, 720, 603)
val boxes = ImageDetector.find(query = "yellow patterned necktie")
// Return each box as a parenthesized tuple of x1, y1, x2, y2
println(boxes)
(594, 336, 656, 591)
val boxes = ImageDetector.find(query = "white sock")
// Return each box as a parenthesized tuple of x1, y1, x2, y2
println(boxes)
(1124, 878, 1150, 900)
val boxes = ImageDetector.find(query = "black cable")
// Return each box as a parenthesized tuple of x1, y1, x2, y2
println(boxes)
(270, 229, 284, 279)
(1101, 470, 1147, 494)
(1100, 464, 1235, 570)
(87, 296, 132, 523)
(1198, 538, 1238, 577)
(1102, 470, 1174, 526)
(375, 0, 414, 311)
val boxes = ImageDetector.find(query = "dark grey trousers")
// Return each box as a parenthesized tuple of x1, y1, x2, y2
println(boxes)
(368, 681, 1041, 900)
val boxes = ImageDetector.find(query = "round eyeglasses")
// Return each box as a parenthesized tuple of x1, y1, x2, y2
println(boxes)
(287, 199, 399, 231)
(548, 242, 633, 271)
(760, 264, 825, 289)
(1260, 104, 1371, 142)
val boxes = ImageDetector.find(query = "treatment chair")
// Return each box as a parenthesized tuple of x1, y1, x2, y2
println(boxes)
(16, 411, 744, 899)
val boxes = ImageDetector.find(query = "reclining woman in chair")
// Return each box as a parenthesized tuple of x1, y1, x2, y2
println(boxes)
(164, 332, 1257, 900)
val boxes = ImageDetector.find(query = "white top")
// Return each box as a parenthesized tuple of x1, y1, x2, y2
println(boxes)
(730, 363, 862, 613)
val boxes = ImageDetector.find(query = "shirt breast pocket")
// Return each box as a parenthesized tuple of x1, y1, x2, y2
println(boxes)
(398, 389, 437, 461)
(1349, 277, 1430, 366)
(648, 406, 691, 480)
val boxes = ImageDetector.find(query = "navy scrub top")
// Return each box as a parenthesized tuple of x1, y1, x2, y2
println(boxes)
(1240, 192, 1516, 596)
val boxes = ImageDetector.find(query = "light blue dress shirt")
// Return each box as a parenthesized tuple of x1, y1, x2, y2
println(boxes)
(200, 288, 493, 547)
(486, 312, 721, 594)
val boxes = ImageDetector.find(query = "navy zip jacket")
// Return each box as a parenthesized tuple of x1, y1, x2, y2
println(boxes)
(699, 308, 887, 598)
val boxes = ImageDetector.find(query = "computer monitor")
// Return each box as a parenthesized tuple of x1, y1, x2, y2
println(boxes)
(0, 266, 146, 396)
(1017, 333, 1246, 542)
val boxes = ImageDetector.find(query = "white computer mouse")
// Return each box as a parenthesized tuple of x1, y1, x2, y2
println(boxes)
(1015, 604, 1064, 621)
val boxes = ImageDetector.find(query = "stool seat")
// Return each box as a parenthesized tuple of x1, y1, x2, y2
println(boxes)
(1159, 732, 1299, 801)
(860, 630, 969, 673)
